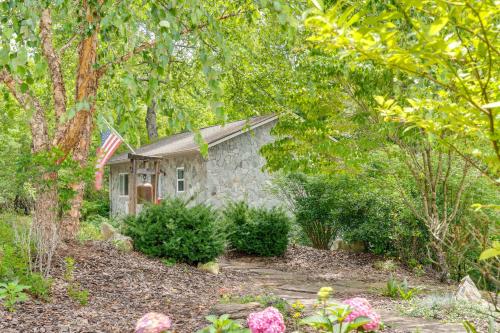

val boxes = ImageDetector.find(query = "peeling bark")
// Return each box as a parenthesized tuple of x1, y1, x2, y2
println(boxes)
(40, 9, 66, 128)
(146, 99, 158, 141)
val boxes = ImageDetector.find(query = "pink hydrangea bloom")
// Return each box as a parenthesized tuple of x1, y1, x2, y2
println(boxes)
(247, 307, 286, 333)
(343, 297, 381, 332)
(135, 312, 172, 333)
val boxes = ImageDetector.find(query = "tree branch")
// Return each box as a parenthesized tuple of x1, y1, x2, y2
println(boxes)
(95, 10, 245, 78)
(40, 8, 67, 126)
(0, 70, 50, 152)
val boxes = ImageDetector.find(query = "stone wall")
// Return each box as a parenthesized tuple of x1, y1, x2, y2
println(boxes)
(205, 120, 280, 209)
(109, 120, 280, 215)
(157, 153, 207, 204)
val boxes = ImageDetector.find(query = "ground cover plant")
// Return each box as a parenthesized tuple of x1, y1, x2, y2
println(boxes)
(224, 201, 290, 257)
(124, 198, 225, 264)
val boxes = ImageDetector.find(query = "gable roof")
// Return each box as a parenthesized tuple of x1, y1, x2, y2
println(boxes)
(107, 114, 277, 165)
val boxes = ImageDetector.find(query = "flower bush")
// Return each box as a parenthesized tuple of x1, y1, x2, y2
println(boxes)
(343, 298, 381, 332)
(134, 289, 383, 333)
(135, 312, 172, 333)
(247, 307, 286, 333)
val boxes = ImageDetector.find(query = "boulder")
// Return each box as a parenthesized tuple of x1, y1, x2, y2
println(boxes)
(211, 302, 261, 319)
(455, 275, 483, 303)
(111, 234, 133, 252)
(100, 222, 116, 241)
(198, 261, 220, 275)
(331, 240, 365, 253)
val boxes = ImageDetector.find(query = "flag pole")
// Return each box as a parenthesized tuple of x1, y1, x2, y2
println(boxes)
(102, 118, 136, 154)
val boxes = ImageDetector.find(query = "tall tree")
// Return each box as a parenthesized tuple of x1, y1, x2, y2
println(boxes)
(0, 0, 297, 274)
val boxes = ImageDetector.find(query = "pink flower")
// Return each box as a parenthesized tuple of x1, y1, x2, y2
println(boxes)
(135, 312, 172, 333)
(343, 297, 380, 332)
(247, 307, 286, 333)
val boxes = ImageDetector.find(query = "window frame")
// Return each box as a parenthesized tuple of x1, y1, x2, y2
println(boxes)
(119, 173, 129, 197)
(176, 167, 185, 193)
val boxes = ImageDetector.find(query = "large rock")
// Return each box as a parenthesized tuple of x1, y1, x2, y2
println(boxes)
(198, 261, 220, 275)
(111, 233, 133, 252)
(331, 240, 365, 253)
(211, 302, 261, 320)
(100, 222, 116, 241)
(455, 276, 483, 303)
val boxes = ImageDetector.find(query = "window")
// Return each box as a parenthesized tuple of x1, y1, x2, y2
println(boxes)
(157, 174, 164, 199)
(119, 173, 129, 196)
(176, 167, 185, 193)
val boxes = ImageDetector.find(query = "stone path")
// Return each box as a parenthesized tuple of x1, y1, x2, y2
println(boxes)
(220, 258, 465, 333)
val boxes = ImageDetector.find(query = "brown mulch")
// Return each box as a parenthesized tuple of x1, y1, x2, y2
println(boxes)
(1, 243, 455, 333)
(0, 241, 254, 333)
(226, 245, 446, 287)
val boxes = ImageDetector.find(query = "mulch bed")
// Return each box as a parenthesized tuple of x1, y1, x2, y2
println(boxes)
(1, 243, 455, 333)
(0, 241, 253, 333)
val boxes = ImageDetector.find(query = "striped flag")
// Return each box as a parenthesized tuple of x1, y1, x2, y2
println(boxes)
(95, 129, 122, 190)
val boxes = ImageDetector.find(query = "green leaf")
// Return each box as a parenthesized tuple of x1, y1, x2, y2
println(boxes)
(429, 17, 448, 36)
(310, 0, 323, 11)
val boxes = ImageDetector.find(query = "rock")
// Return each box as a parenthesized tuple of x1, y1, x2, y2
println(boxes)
(211, 302, 261, 319)
(100, 222, 116, 241)
(111, 234, 133, 252)
(455, 275, 483, 303)
(198, 261, 220, 275)
(331, 240, 365, 253)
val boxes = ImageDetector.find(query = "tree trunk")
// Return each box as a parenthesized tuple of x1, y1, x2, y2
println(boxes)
(60, 111, 93, 241)
(146, 99, 158, 141)
(31, 173, 59, 277)
(432, 241, 451, 283)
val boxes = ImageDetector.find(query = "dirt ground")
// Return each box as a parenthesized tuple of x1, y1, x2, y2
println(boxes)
(0, 242, 458, 333)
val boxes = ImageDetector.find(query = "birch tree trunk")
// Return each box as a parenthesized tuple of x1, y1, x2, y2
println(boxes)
(146, 99, 159, 141)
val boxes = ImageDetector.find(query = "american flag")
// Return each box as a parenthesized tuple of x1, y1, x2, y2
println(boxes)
(95, 129, 122, 190)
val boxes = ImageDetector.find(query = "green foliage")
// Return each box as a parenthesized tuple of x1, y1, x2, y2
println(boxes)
(124, 198, 225, 264)
(0, 215, 51, 299)
(63, 256, 89, 306)
(384, 276, 418, 300)
(63, 257, 75, 282)
(0, 280, 30, 312)
(224, 201, 290, 257)
(305, 0, 500, 177)
(302, 287, 372, 333)
(67, 285, 89, 306)
(275, 173, 429, 258)
(220, 293, 289, 316)
(401, 294, 491, 324)
(77, 222, 102, 243)
(197, 314, 250, 333)
(373, 260, 398, 272)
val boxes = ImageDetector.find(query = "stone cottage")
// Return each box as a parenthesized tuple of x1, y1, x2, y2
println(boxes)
(107, 115, 280, 216)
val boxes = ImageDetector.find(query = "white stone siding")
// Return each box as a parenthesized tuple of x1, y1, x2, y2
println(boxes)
(157, 154, 207, 204)
(109, 120, 280, 215)
(205, 120, 280, 209)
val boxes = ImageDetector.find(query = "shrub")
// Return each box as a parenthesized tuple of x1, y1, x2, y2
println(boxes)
(400, 293, 490, 324)
(124, 198, 225, 264)
(274, 174, 342, 250)
(224, 202, 290, 257)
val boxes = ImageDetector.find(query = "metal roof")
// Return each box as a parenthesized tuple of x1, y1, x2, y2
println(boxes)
(107, 114, 277, 165)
